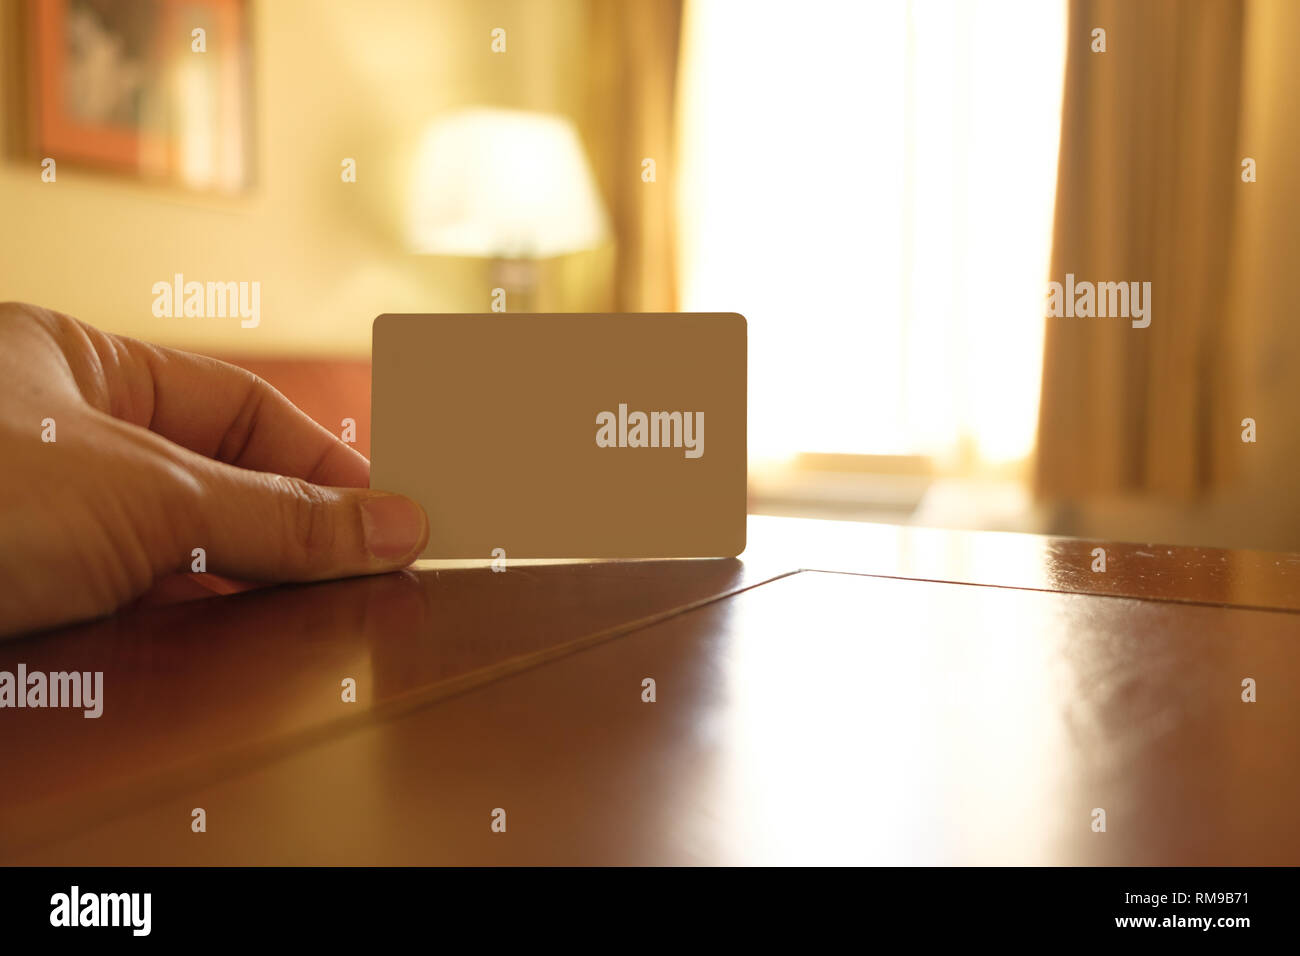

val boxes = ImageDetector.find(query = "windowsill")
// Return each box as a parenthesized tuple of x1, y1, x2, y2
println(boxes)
(749, 457, 1041, 534)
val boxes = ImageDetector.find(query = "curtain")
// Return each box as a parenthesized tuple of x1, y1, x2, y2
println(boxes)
(1034, 0, 1245, 504)
(580, 0, 683, 312)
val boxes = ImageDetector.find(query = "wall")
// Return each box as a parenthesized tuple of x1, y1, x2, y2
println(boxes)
(0, 0, 605, 357)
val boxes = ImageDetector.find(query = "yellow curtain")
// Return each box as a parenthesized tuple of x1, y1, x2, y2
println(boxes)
(580, 0, 683, 312)
(1035, 0, 1245, 504)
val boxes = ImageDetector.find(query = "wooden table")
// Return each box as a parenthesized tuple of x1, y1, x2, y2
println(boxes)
(2, 515, 1298, 865)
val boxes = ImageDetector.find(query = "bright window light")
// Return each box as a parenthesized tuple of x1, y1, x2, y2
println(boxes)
(677, 0, 1067, 470)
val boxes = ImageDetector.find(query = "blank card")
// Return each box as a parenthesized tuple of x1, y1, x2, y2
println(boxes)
(370, 313, 747, 559)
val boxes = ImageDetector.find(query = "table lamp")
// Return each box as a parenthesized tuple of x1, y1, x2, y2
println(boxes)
(407, 107, 612, 312)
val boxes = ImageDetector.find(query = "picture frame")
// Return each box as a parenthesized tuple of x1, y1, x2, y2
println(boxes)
(22, 0, 253, 192)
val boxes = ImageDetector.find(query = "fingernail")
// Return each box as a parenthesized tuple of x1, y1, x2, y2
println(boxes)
(360, 495, 427, 560)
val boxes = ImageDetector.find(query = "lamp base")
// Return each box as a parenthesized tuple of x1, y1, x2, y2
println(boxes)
(491, 258, 540, 313)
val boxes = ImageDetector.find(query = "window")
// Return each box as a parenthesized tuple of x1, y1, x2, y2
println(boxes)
(677, 0, 1067, 510)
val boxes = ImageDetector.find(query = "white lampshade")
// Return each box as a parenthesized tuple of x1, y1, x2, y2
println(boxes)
(407, 107, 611, 259)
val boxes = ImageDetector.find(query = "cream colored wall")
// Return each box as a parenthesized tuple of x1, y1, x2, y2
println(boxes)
(0, 0, 601, 357)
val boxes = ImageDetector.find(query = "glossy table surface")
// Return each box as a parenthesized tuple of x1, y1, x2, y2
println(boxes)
(2, 515, 1298, 864)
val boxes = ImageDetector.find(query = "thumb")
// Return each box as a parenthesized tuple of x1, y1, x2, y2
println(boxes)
(179, 457, 429, 582)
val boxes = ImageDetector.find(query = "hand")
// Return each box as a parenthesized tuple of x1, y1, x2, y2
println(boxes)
(0, 302, 429, 637)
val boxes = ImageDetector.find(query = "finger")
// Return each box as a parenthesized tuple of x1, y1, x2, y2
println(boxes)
(135, 572, 262, 609)
(82, 322, 370, 488)
(177, 454, 428, 582)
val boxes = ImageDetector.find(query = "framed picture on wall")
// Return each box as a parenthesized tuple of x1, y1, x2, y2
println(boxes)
(24, 0, 253, 192)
